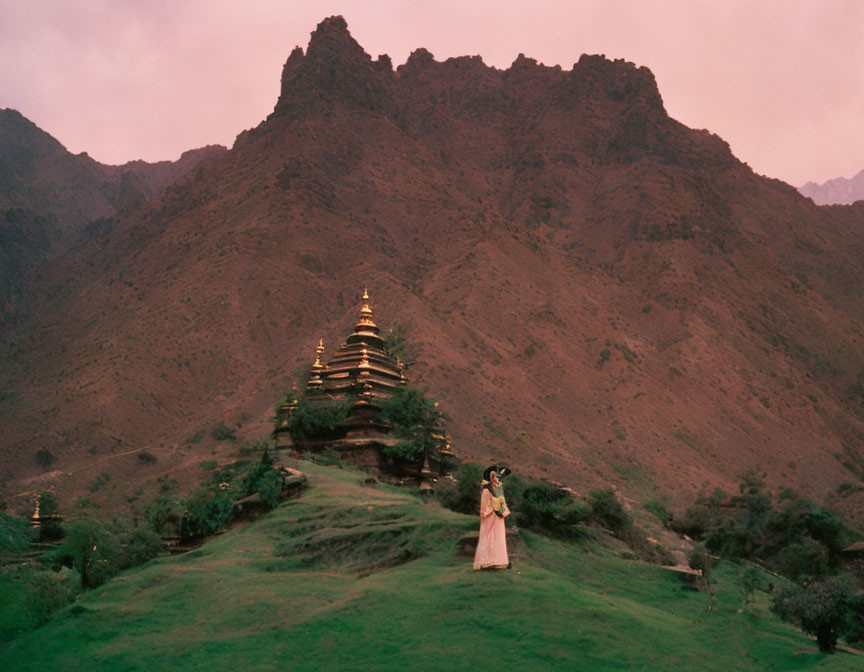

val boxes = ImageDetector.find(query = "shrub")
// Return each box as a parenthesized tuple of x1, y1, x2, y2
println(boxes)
(180, 490, 234, 541)
(286, 396, 352, 441)
(379, 387, 444, 463)
(212, 422, 237, 441)
(34, 448, 55, 470)
(588, 488, 632, 536)
(55, 519, 119, 589)
(88, 472, 111, 493)
(643, 498, 673, 527)
(137, 450, 158, 464)
(436, 463, 485, 515)
(687, 546, 713, 586)
(518, 484, 588, 538)
(0, 512, 35, 563)
(26, 571, 76, 626)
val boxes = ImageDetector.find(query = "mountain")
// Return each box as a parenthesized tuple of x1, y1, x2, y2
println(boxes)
(800, 169, 864, 205)
(0, 108, 227, 322)
(2, 16, 864, 524)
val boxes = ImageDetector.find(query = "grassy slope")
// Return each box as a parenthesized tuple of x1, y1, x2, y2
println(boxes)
(3, 459, 863, 672)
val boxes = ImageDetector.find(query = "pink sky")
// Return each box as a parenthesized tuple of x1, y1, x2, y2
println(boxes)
(1, 0, 862, 187)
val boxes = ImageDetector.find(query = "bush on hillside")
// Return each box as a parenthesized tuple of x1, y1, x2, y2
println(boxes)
(517, 484, 589, 538)
(379, 387, 445, 463)
(0, 512, 35, 563)
(212, 422, 237, 441)
(285, 396, 353, 441)
(436, 463, 485, 515)
(588, 488, 632, 536)
(34, 448, 55, 470)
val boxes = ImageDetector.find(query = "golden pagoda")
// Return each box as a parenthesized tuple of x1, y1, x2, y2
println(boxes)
(316, 288, 404, 398)
(274, 288, 456, 478)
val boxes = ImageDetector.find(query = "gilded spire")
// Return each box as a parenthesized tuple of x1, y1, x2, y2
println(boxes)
(356, 287, 377, 331)
(312, 338, 325, 371)
(307, 338, 325, 391)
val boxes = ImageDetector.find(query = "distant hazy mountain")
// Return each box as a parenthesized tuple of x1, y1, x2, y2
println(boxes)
(799, 169, 864, 205)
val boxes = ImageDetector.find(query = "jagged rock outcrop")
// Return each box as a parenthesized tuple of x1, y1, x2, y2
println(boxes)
(1, 17, 863, 525)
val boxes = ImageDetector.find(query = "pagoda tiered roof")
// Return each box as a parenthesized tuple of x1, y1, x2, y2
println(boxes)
(312, 288, 406, 399)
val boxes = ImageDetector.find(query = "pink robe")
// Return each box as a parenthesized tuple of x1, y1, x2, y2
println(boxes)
(473, 488, 509, 569)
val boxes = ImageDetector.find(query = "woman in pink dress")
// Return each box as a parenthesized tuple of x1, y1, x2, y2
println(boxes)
(473, 466, 511, 570)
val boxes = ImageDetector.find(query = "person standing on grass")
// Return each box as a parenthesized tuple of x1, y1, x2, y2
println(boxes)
(473, 465, 511, 570)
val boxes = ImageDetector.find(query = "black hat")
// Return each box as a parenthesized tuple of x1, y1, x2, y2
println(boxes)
(483, 465, 511, 481)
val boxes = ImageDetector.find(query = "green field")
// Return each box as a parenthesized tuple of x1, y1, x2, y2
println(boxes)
(3, 459, 863, 671)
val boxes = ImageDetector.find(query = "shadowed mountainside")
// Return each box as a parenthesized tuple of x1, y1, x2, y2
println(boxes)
(2, 17, 864, 523)
(0, 108, 226, 322)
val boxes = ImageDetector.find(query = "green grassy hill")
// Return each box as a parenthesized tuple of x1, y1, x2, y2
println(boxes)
(3, 459, 862, 671)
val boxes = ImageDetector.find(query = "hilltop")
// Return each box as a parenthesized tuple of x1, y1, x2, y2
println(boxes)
(3, 459, 861, 671)
(1, 16, 863, 524)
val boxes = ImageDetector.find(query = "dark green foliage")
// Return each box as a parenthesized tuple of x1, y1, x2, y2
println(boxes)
(212, 422, 237, 441)
(88, 471, 111, 492)
(588, 488, 632, 536)
(180, 491, 234, 541)
(116, 527, 162, 569)
(643, 498, 672, 527)
(437, 463, 588, 540)
(25, 571, 76, 626)
(383, 324, 421, 367)
(676, 474, 856, 584)
(435, 463, 485, 515)
(741, 566, 761, 606)
(38, 491, 58, 516)
(145, 494, 185, 536)
(150, 450, 286, 542)
(518, 484, 588, 538)
(772, 575, 858, 653)
(379, 387, 444, 462)
(286, 396, 352, 440)
(37, 492, 63, 541)
(256, 470, 285, 508)
(137, 450, 158, 464)
(187, 429, 205, 444)
(687, 546, 713, 588)
(773, 538, 829, 582)
(55, 519, 119, 589)
(200, 460, 218, 471)
(310, 448, 342, 467)
(0, 512, 34, 563)
(34, 448, 55, 470)
(52, 516, 162, 589)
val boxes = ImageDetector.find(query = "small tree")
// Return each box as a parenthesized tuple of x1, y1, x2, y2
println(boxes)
(57, 519, 119, 589)
(379, 387, 443, 462)
(772, 575, 856, 653)
(742, 566, 761, 608)
(688, 546, 714, 590)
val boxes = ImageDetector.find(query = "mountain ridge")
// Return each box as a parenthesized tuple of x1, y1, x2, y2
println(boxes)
(2, 16, 863, 526)
(800, 168, 864, 206)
